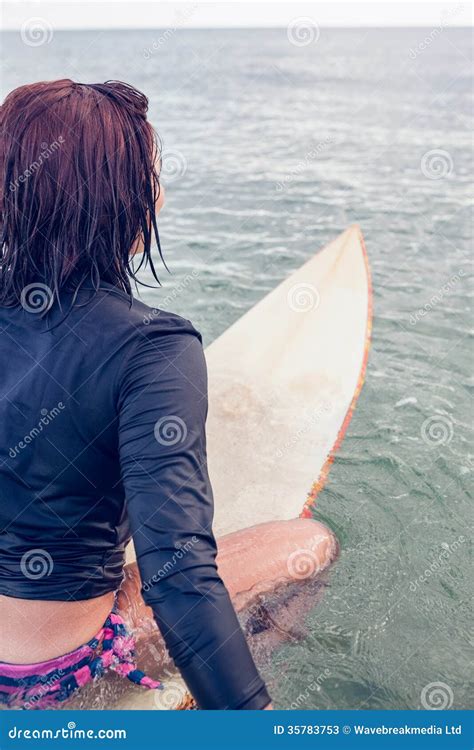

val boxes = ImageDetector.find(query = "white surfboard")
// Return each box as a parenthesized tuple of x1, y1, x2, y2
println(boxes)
(117, 225, 372, 710)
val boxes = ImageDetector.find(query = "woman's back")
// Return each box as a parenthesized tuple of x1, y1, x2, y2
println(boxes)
(0, 286, 201, 602)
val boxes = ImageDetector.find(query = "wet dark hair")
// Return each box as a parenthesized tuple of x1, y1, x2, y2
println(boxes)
(0, 79, 164, 308)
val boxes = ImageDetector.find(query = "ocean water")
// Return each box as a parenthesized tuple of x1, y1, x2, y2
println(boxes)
(1, 27, 472, 710)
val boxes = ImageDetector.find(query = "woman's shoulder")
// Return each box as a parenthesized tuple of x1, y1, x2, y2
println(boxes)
(89, 285, 202, 343)
(85, 287, 206, 401)
(89, 287, 205, 376)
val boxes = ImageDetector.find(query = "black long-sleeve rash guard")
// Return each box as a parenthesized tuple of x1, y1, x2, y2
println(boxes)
(0, 283, 270, 710)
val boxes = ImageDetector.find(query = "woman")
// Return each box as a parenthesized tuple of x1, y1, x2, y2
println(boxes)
(0, 80, 335, 710)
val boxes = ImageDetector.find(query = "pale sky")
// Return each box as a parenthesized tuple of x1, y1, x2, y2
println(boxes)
(2, 1, 473, 30)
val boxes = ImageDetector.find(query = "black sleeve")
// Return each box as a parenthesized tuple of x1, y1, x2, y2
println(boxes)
(118, 323, 271, 710)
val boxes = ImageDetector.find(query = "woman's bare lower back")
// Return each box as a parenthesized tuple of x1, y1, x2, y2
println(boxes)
(0, 591, 114, 664)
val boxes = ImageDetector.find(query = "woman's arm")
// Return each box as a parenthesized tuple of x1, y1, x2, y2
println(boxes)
(118, 323, 270, 710)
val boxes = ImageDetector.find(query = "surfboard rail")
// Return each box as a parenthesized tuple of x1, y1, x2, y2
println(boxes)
(300, 225, 372, 516)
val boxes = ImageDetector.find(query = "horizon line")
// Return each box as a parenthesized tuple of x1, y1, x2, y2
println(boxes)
(2, 24, 473, 31)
